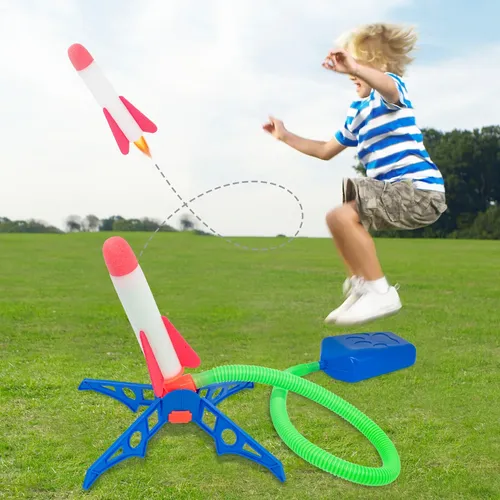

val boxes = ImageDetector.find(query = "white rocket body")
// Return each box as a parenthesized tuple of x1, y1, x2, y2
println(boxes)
(109, 267, 183, 380)
(77, 62, 144, 143)
(102, 237, 182, 381)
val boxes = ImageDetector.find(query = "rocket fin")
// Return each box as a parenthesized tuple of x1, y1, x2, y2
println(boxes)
(103, 108, 130, 155)
(139, 331, 165, 398)
(161, 316, 201, 369)
(119, 96, 158, 133)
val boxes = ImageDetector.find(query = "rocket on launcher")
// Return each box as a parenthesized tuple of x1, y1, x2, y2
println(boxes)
(102, 236, 200, 396)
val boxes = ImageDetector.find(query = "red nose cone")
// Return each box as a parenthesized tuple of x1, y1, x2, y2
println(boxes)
(103, 236, 139, 277)
(68, 43, 94, 71)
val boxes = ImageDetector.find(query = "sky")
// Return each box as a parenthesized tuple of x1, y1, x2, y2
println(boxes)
(1, 0, 499, 239)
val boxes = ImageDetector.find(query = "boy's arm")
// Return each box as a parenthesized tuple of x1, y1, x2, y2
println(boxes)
(281, 132, 347, 160)
(352, 64, 400, 104)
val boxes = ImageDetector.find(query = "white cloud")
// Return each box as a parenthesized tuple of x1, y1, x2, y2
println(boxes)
(406, 44, 500, 131)
(0, 0, 496, 244)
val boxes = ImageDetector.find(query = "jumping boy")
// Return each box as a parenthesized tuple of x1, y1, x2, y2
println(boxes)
(263, 23, 447, 326)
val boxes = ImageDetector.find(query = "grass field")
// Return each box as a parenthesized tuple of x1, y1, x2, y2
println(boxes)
(1, 232, 499, 500)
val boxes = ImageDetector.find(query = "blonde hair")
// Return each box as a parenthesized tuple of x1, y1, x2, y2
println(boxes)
(337, 23, 418, 76)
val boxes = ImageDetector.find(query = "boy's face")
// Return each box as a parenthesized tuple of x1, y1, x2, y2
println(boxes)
(348, 57, 377, 98)
(349, 74, 372, 98)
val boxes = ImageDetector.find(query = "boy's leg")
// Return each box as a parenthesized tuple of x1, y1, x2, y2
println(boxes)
(327, 201, 384, 281)
(324, 177, 447, 326)
(329, 210, 370, 302)
(331, 236, 356, 277)
(324, 178, 402, 325)
(334, 178, 368, 291)
(334, 179, 358, 279)
(324, 203, 384, 323)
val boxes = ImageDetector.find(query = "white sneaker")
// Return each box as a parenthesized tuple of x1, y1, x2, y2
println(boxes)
(342, 277, 354, 296)
(334, 285, 402, 326)
(324, 277, 362, 324)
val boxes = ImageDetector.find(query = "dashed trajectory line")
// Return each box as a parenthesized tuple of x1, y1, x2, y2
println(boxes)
(139, 162, 306, 258)
(65, 44, 303, 255)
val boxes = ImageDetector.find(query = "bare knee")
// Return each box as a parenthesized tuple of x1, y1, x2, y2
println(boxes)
(325, 208, 339, 229)
(326, 203, 358, 233)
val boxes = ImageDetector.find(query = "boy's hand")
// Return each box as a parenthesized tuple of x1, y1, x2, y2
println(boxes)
(323, 49, 359, 75)
(263, 116, 287, 141)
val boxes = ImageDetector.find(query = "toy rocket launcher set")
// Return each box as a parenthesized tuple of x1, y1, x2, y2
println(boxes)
(78, 236, 415, 490)
(71, 43, 416, 490)
(79, 236, 287, 489)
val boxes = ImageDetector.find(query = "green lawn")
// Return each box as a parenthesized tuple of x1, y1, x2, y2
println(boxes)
(1, 233, 499, 500)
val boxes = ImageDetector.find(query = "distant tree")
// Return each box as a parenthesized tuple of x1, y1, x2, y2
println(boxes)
(112, 218, 144, 231)
(0, 217, 63, 233)
(97, 215, 178, 232)
(83, 214, 100, 232)
(179, 213, 195, 232)
(0, 218, 24, 232)
(193, 229, 213, 236)
(140, 217, 162, 232)
(65, 215, 82, 232)
(0, 217, 14, 232)
(24, 219, 64, 233)
(425, 126, 500, 233)
(141, 217, 178, 233)
(352, 157, 365, 178)
(455, 205, 500, 240)
(99, 215, 124, 231)
(159, 224, 178, 232)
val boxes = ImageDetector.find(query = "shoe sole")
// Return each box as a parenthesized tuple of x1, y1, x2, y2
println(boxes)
(334, 304, 402, 326)
(324, 294, 358, 324)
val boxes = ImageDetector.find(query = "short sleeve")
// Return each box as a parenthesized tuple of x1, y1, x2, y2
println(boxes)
(334, 106, 358, 147)
(380, 73, 412, 110)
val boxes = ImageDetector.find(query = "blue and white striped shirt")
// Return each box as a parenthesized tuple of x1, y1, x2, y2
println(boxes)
(335, 73, 445, 192)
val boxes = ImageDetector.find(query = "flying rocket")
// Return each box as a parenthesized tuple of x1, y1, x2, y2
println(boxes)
(102, 236, 200, 396)
(68, 43, 157, 157)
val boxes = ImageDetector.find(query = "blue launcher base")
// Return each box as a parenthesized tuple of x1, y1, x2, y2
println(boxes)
(78, 379, 285, 489)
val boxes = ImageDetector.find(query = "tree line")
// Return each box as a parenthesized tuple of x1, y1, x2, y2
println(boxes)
(0, 214, 206, 234)
(2, 126, 499, 239)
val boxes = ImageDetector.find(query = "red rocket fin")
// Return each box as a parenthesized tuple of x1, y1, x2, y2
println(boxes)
(139, 331, 165, 398)
(103, 108, 130, 155)
(161, 316, 201, 369)
(119, 96, 158, 133)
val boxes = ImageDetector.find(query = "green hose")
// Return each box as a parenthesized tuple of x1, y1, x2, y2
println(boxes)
(193, 364, 400, 486)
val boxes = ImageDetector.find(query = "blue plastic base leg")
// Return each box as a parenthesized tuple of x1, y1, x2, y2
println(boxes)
(80, 382, 283, 490)
(79, 379, 156, 412)
(78, 379, 254, 412)
(83, 398, 163, 490)
(198, 381, 255, 406)
(194, 391, 285, 482)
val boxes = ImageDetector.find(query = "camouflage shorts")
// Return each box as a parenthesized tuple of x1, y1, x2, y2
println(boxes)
(342, 177, 447, 232)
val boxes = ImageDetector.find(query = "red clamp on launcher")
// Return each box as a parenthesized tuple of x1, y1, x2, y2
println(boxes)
(78, 237, 284, 490)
